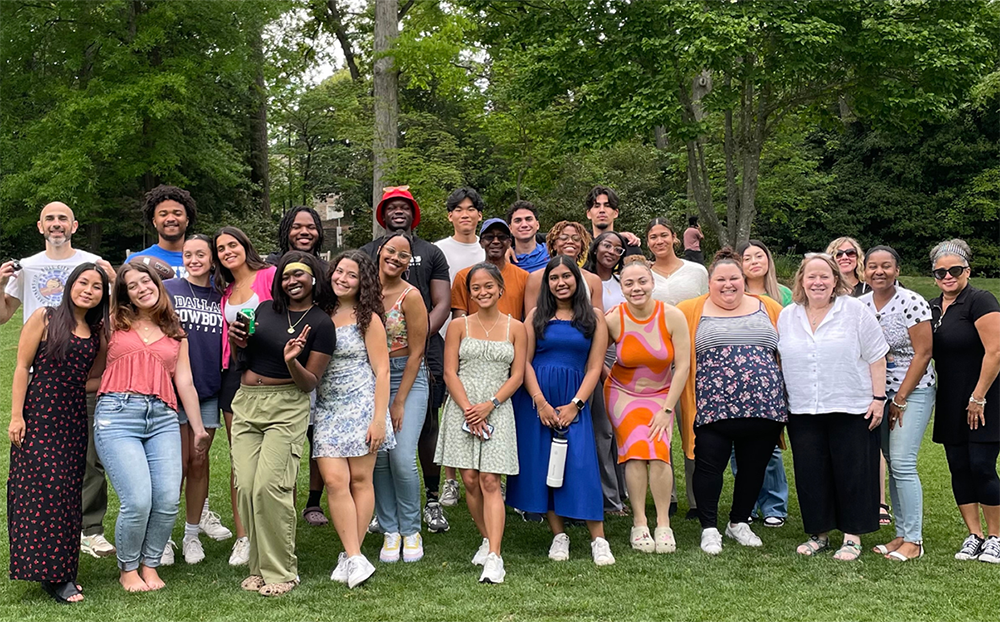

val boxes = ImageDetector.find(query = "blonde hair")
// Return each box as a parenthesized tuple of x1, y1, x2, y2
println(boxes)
(791, 254, 850, 306)
(547, 221, 592, 267)
(825, 236, 865, 285)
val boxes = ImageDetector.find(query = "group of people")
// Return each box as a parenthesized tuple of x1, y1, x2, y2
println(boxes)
(4, 183, 999, 602)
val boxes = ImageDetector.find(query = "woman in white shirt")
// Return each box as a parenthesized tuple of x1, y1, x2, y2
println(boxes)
(777, 253, 888, 561)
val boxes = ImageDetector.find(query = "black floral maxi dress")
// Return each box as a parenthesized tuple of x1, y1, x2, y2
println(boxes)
(7, 333, 98, 583)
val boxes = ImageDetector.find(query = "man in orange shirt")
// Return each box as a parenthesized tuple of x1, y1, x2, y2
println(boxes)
(451, 218, 529, 320)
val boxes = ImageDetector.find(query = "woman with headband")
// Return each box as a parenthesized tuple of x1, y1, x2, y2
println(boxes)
(927, 239, 1000, 563)
(227, 252, 335, 596)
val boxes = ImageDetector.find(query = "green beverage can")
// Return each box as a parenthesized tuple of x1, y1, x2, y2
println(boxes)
(239, 309, 256, 336)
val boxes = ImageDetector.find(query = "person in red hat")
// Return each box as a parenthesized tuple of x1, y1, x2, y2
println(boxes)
(361, 187, 453, 541)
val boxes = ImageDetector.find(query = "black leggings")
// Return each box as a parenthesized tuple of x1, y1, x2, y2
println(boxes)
(418, 374, 446, 498)
(693, 418, 784, 530)
(944, 442, 1000, 506)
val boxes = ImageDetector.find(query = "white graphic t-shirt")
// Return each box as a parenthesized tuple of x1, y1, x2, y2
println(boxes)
(5, 249, 103, 324)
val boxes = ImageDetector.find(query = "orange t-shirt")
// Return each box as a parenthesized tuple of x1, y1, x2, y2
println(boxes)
(451, 262, 528, 320)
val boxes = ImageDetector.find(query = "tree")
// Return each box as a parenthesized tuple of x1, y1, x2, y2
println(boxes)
(372, 0, 399, 237)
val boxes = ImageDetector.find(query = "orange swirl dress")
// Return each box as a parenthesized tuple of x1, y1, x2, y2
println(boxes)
(603, 301, 675, 463)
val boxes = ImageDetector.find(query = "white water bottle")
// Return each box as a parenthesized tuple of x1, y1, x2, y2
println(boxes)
(546, 436, 569, 488)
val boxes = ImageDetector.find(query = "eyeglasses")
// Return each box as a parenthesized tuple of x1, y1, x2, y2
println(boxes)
(835, 249, 858, 259)
(557, 234, 583, 244)
(598, 241, 626, 256)
(382, 246, 412, 262)
(932, 266, 968, 280)
(482, 232, 511, 243)
(382, 185, 410, 193)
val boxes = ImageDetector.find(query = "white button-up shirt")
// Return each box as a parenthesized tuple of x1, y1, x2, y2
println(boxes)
(777, 296, 889, 415)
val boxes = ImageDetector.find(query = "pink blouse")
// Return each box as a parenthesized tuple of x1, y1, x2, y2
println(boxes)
(221, 266, 276, 369)
(98, 330, 181, 411)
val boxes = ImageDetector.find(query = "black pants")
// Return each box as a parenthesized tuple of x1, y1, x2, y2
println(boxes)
(693, 418, 784, 530)
(944, 442, 1000, 506)
(684, 249, 704, 265)
(787, 413, 881, 535)
(419, 373, 446, 499)
(82, 392, 108, 536)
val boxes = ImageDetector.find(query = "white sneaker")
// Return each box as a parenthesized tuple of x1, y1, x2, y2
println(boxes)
(182, 536, 205, 564)
(654, 527, 676, 554)
(80, 533, 116, 558)
(591, 537, 615, 566)
(548, 533, 570, 561)
(479, 552, 506, 584)
(330, 552, 348, 583)
(472, 538, 490, 566)
(199, 509, 233, 541)
(347, 555, 376, 588)
(160, 539, 176, 566)
(380, 532, 401, 563)
(403, 533, 424, 562)
(440, 479, 460, 507)
(368, 515, 382, 534)
(726, 522, 763, 547)
(630, 526, 655, 553)
(229, 536, 250, 566)
(701, 528, 723, 555)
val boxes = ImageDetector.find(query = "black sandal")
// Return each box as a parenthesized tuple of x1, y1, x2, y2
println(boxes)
(41, 581, 83, 604)
(879, 503, 893, 526)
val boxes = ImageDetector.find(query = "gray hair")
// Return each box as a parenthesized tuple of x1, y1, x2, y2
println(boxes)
(930, 239, 971, 267)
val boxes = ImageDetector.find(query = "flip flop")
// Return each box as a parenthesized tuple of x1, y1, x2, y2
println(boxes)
(40, 581, 83, 604)
(302, 506, 328, 527)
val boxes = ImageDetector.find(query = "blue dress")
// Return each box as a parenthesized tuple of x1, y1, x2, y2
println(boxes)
(506, 320, 604, 521)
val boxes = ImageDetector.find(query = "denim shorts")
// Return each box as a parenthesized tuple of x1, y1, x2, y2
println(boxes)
(178, 395, 222, 429)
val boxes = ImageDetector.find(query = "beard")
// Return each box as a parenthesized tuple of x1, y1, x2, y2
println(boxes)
(158, 229, 184, 243)
(45, 229, 70, 247)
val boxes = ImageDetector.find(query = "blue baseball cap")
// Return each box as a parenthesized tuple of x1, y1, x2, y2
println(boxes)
(480, 218, 511, 236)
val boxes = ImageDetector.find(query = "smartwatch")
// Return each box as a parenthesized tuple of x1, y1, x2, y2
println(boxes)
(491, 396, 502, 409)
(571, 397, 586, 411)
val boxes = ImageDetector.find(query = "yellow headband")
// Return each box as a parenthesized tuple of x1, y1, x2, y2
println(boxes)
(283, 261, 313, 276)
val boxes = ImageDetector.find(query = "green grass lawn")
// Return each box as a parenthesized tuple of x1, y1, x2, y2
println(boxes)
(1, 291, 998, 621)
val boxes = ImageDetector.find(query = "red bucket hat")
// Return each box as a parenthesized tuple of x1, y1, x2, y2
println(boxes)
(376, 186, 421, 229)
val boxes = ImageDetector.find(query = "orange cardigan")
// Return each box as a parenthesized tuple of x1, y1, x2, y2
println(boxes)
(675, 293, 784, 460)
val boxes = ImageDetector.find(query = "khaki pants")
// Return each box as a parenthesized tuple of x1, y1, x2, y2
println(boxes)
(231, 384, 310, 584)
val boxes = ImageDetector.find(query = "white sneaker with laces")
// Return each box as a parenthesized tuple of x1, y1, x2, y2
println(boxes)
(229, 536, 250, 566)
(199, 509, 233, 541)
(479, 552, 506, 584)
(472, 538, 490, 566)
(548, 533, 570, 561)
(726, 522, 763, 547)
(182, 536, 205, 564)
(160, 539, 176, 566)
(701, 528, 723, 555)
(440, 479, 460, 507)
(403, 533, 424, 562)
(347, 555, 376, 588)
(330, 552, 348, 583)
(80, 533, 116, 558)
(380, 532, 401, 563)
(591, 537, 615, 566)
(979, 536, 1000, 564)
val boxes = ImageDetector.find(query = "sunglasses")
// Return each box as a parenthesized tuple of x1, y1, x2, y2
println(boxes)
(598, 241, 626, 256)
(482, 232, 511, 243)
(835, 249, 858, 259)
(382, 185, 410, 193)
(932, 266, 968, 280)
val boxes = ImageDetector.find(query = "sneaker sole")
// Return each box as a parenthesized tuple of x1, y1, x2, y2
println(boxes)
(348, 567, 375, 588)
(426, 523, 450, 534)
(548, 553, 569, 561)
(81, 546, 116, 559)
(402, 553, 423, 562)
(379, 553, 400, 563)
(440, 499, 458, 507)
(955, 553, 980, 561)
(200, 530, 234, 542)
(185, 555, 206, 564)
(978, 554, 1000, 564)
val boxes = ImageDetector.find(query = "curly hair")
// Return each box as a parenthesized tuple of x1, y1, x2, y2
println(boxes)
(277, 206, 324, 256)
(328, 250, 383, 339)
(113, 262, 185, 339)
(546, 220, 592, 266)
(142, 185, 197, 230)
(825, 236, 865, 285)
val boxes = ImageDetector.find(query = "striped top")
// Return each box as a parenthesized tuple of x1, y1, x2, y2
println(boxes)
(695, 305, 778, 354)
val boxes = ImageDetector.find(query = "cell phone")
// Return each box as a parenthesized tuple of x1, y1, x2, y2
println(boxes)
(9, 260, 21, 272)
(462, 420, 493, 440)
(237, 309, 256, 336)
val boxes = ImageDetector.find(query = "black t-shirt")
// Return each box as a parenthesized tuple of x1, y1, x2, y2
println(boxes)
(931, 285, 1000, 444)
(243, 301, 336, 380)
(360, 235, 451, 376)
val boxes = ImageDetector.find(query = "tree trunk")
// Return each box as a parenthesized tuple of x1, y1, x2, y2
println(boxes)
(723, 107, 740, 246)
(249, 25, 271, 216)
(678, 71, 724, 242)
(326, 0, 359, 81)
(372, 0, 399, 238)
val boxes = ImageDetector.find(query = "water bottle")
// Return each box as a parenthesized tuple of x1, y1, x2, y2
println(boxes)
(546, 435, 568, 488)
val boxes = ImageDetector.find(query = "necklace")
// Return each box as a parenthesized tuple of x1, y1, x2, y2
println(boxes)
(287, 305, 314, 334)
(136, 319, 154, 343)
(476, 312, 502, 338)
(806, 305, 830, 328)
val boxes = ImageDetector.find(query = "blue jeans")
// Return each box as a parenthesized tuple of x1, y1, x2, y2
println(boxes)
(730, 446, 789, 518)
(94, 393, 182, 571)
(881, 386, 935, 542)
(373, 357, 428, 536)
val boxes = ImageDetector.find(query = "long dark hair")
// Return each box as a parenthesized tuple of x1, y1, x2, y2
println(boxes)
(583, 231, 627, 278)
(533, 255, 596, 340)
(271, 251, 331, 314)
(113, 262, 185, 339)
(277, 206, 324, 255)
(46, 263, 110, 362)
(212, 226, 268, 293)
(328, 250, 383, 338)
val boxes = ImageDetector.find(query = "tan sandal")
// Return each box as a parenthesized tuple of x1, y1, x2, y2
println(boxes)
(259, 579, 299, 597)
(833, 540, 863, 561)
(240, 575, 265, 591)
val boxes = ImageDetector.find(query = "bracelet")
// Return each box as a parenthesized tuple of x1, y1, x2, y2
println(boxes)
(970, 395, 987, 407)
(891, 397, 907, 410)
(872, 396, 887, 401)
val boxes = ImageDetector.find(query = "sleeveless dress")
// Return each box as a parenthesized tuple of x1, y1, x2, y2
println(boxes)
(506, 320, 603, 521)
(8, 333, 99, 582)
(314, 323, 396, 458)
(435, 317, 518, 474)
(603, 301, 675, 463)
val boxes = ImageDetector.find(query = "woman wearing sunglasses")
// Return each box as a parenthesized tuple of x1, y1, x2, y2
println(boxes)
(927, 239, 1000, 563)
(826, 237, 870, 298)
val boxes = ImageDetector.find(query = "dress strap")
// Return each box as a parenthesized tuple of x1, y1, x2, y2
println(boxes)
(505, 314, 511, 340)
